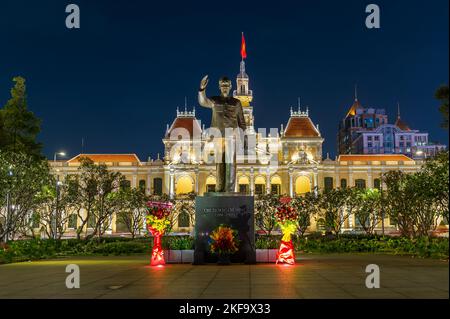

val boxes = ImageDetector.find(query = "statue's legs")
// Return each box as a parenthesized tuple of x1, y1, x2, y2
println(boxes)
(215, 138, 226, 192)
(224, 136, 237, 192)
(216, 162, 226, 192)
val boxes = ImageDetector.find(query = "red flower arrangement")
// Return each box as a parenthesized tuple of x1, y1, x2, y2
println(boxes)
(146, 201, 173, 266)
(209, 225, 240, 255)
(275, 197, 298, 265)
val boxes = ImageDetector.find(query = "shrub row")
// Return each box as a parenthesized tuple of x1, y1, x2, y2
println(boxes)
(0, 235, 447, 264)
(256, 235, 449, 259)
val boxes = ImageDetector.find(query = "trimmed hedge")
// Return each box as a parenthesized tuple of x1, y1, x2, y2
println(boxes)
(255, 234, 449, 259)
(0, 235, 447, 264)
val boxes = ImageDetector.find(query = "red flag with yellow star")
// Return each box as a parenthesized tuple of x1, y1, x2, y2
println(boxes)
(241, 33, 247, 60)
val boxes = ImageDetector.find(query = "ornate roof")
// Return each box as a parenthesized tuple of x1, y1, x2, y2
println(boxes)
(165, 108, 202, 138)
(338, 154, 413, 162)
(395, 117, 411, 131)
(284, 108, 320, 138)
(67, 154, 140, 163)
(346, 99, 363, 117)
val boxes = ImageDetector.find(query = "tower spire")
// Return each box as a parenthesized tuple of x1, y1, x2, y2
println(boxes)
(397, 102, 401, 119)
(354, 84, 358, 102)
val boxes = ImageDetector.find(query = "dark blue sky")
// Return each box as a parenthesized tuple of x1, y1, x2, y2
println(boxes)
(0, 0, 448, 161)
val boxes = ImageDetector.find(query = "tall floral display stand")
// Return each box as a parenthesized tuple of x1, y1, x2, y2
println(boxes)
(275, 197, 298, 265)
(146, 201, 172, 266)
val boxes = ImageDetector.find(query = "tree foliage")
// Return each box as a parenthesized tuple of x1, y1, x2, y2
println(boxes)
(115, 187, 149, 238)
(0, 151, 50, 241)
(254, 193, 279, 235)
(435, 84, 449, 129)
(383, 151, 448, 237)
(0, 77, 42, 158)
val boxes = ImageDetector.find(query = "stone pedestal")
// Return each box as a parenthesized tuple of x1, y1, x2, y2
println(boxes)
(193, 193, 256, 264)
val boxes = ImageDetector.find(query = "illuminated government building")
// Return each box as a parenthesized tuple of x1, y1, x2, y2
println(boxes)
(50, 57, 445, 235)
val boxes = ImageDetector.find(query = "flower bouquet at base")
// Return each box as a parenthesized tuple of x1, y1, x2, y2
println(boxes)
(146, 201, 172, 266)
(209, 225, 240, 265)
(275, 197, 298, 265)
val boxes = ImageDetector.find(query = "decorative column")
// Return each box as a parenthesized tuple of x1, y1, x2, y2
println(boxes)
(146, 171, 152, 195)
(349, 167, 354, 188)
(367, 167, 373, 189)
(132, 174, 137, 189)
(169, 166, 175, 199)
(288, 167, 294, 197)
(335, 167, 340, 189)
(250, 167, 255, 196)
(194, 167, 199, 194)
(313, 168, 318, 195)
(266, 167, 271, 195)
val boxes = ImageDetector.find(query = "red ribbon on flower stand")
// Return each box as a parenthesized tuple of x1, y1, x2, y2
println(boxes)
(147, 225, 165, 266)
(276, 240, 295, 265)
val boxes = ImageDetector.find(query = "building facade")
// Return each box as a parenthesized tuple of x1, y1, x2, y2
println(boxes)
(337, 98, 446, 158)
(50, 60, 431, 235)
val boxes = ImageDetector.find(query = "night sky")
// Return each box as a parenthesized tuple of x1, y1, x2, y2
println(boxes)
(0, 0, 448, 161)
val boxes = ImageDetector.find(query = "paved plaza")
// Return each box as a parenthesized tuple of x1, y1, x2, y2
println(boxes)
(0, 254, 448, 299)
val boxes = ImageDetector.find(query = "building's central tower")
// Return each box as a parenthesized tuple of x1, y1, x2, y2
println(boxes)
(233, 33, 255, 134)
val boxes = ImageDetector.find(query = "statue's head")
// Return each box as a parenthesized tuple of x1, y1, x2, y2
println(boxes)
(219, 76, 232, 97)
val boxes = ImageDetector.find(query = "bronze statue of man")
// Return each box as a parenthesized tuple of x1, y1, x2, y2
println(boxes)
(198, 75, 246, 193)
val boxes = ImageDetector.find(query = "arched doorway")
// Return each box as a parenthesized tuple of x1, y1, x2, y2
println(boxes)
(271, 176, 282, 195)
(254, 176, 266, 195)
(205, 175, 216, 193)
(238, 176, 250, 194)
(176, 175, 194, 195)
(295, 175, 311, 195)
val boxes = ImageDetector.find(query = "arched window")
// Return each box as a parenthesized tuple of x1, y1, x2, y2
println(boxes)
(68, 214, 77, 229)
(340, 178, 347, 188)
(176, 176, 193, 195)
(120, 179, 131, 190)
(153, 178, 163, 195)
(206, 176, 216, 193)
(295, 176, 311, 195)
(87, 215, 96, 229)
(254, 176, 266, 195)
(374, 178, 381, 190)
(238, 176, 249, 194)
(355, 179, 366, 189)
(178, 211, 190, 228)
(271, 176, 282, 195)
(139, 179, 146, 192)
(324, 177, 333, 192)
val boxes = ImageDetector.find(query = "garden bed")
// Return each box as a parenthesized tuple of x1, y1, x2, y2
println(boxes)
(1, 235, 448, 264)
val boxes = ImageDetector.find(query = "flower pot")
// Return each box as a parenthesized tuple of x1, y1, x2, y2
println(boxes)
(256, 249, 268, 263)
(268, 249, 278, 262)
(181, 250, 194, 263)
(217, 254, 231, 265)
(167, 250, 182, 263)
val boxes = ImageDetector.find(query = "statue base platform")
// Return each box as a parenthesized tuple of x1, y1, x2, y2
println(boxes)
(193, 194, 256, 265)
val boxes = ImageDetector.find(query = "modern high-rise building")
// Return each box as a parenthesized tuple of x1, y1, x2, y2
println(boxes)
(337, 96, 446, 158)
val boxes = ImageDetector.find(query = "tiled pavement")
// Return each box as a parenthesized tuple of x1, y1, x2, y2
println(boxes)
(0, 254, 448, 299)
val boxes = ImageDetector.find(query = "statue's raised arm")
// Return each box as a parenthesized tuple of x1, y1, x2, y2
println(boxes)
(198, 75, 214, 109)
